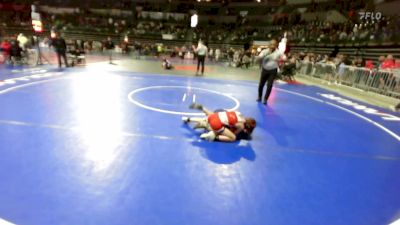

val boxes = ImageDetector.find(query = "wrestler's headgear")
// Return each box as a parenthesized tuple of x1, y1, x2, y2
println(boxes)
(244, 118, 256, 134)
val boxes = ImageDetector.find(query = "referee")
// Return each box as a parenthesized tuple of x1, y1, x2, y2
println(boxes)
(193, 41, 208, 76)
(256, 39, 286, 105)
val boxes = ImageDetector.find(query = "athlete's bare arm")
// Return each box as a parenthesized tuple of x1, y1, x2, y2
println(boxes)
(233, 123, 245, 135)
(216, 128, 236, 142)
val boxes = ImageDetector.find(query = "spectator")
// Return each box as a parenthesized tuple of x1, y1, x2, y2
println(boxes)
(241, 52, 251, 69)
(365, 60, 374, 70)
(9, 40, 23, 64)
(0, 39, 12, 62)
(354, 57, 365, 67)
(281, 57, 297, 81)
(208, 48, 214, 62)
(394, 59, 400, 69)
(378, 55, 386, 69)
(17, 33, 28, 51)
(104, 37, 115, 64)
(228, 48, 234, 64)
(181, 46, 187, 59)
(339, 30, 348, 40)
(84, 41, 92, 53)
(319, 55, 329, 63)
(162, 58, 173, 70)
(50, 34, 69, 68)
(215, 48, 221, 62)
(335, 54, 351, 84)
(121, 41, 129, 54)
(135, 42, 142, 59)
(381, 55, 395, 70)
(233, 50, 241, 67)
(67, 45, 85, 66)
(156, 44, 163, 57)
(324, 57, 337, 84)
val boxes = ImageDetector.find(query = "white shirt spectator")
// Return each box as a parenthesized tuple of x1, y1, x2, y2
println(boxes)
(17, 33, 28, 50)
(208, 48, 213, 56)
(215, 48, 221, 56)
(215, 48, 221, 61)
(233, 51, 240, 61)
(339, 31, 347, 40)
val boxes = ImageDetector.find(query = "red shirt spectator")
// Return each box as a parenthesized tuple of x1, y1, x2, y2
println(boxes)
(381, 55, 395, 69)
(0, 40, 11, 55)
(381, 59, 395, 69)
(0, 40, 11, 63)
(394, 59, 400, 69)
(365, 60, 374, 70)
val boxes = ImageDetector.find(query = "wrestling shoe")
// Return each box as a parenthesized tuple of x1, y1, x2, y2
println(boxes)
(200, 131, 216, 141)
(189, 103, 203, 110)
(182, 116, 190, 123)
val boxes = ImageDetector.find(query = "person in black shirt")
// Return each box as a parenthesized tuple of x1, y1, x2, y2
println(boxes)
(9, 40, 23, 65)
(104, 37, 115, 64)
(281, 57, 296, 81)
(51, 35, 69, 68)
(162, 58, 173, 70)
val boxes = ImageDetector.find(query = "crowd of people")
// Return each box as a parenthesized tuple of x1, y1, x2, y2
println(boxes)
(1, 4, 399, 46)
(1, 30, 399, 110)
(0, 33, 32, 65)
(287, 16, 400, 44)
(295, 52, 400, 71)
(2, 30, 400, 73)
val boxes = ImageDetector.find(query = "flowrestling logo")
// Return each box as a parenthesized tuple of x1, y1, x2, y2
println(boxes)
(0, 72, 62, 87)
(318, 93, 400, 121)
(358, 11, 383, 22)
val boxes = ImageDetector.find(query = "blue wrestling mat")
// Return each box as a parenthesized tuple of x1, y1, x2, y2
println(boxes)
(0, 65, 399, 225)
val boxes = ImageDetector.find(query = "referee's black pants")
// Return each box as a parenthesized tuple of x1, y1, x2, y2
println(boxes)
(197, 55, 205, 74)
(258, 68, 278, 102)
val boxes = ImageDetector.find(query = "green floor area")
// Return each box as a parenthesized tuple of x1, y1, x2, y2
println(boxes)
(114, 59, 261, 81)
(93, 58, 400, 110)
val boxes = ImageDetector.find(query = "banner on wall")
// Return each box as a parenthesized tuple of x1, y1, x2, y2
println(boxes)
(39, 6, 79, 14)
(162, 34, 176, 40)
(140, 11, 186, 21)
(253, 41, 270, 46)
(301, 10, 347, 23)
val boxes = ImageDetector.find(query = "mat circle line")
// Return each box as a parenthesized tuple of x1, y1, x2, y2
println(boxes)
(127, 85, 241, 116)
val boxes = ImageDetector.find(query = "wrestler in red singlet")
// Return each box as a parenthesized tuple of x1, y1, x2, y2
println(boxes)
(207, 111, 245, 133)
